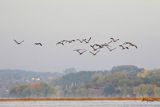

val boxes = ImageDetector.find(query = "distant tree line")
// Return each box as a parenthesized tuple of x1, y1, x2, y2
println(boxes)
(1, 65, 160, 98)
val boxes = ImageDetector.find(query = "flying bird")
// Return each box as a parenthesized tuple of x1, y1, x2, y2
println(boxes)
(14, 40, 24, 45)
(65, 40, 76, 43)
(56, 41, 64, 45)
(56, 40, 66, 45)
(76, 39, 84, 43)
(89, 50, 100, 56)
(119, 45, 129, 50)
(123, 42, 138, 49)
(90, 45, 98, 51)
(93, 44, 103, 48)
(101, 43, 112, 48)
(77, 37, 91, 43)
(106, 40, 113, 45)
(119, 45, 126, 50)
(90, 44, 103, 51)
(69, 40, 75, 43)
(100, 41, 113, 47)
(110, 38, 119, 42)
(83, 37, 92, 43)
(125, 47, 129, 49)
(34, 43, 42, 46)
(73, 49, 87, 55)
(94, 44, 103, 48)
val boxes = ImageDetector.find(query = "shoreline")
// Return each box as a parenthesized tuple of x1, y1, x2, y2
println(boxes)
(0, 98, 159, 102)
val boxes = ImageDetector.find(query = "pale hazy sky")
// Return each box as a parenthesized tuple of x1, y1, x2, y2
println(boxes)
(0, 0, 160, 72)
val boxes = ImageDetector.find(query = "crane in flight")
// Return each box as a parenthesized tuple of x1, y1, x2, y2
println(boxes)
(123, 42, 138, 49)
(83, 37, 92, 43)
(14, 40, 24, 45)
(34, 43, 43, 46)
(73, 49, 87, 55)
(110, 38, 119, 42)
(89, 50, 100, 56)
(56, 40, 66, 45)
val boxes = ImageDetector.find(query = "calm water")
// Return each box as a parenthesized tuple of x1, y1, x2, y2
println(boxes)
(0, 101, 160, 107)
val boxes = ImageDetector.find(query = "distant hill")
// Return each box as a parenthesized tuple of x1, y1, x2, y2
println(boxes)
(0, 65, 148, 98)
(111, 65, 144, 72)
(0, 69, 63, 97)
(0, 69, 63, 82)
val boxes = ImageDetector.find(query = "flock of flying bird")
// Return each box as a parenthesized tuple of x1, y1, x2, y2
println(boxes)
(14, 40, 43, 46)
(13, 37, 137, 56)
(56, 37, 138, 56)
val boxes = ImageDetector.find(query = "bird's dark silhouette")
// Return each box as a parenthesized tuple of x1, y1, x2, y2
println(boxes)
(94, 44, 103, 48)
(101, 42, 113, 48)
(67, 40, 76, 43)
(125, 47, 129, 49)
(90, 44, 103, 51)
(76, 39, 84, 43)
(119, 45, 126, 50)
(89, 50, 100, 56)
(34, 43, 42, 46)
(90, 45, 98, 51)
(107, 40, 113, 45)
(56, 40, 66, 45)
(56, 37, 137, 56)
(123, 42, 138, 49)
(14, 40, 24, 45)
(100, 41, 112, 48)
(110, 38, 119, 42)
(90, 43, 113, 51)
(56, 42, 64, 45)
(73, 49, 87, 55)
(64, 40, 76, 43)
(83, 37, 92, 43)
(119, 45, 129, 50)
(77, 37, 92, 43)
(101, 43, 108, 47)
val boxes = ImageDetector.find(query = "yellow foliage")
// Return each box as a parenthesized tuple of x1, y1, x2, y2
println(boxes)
(137, 69, 151, 78)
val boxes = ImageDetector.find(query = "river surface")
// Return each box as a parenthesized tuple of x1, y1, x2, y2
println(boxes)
(0, 101, 160, 107)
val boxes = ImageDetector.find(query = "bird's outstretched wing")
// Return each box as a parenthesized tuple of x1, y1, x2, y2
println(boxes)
(110, 38, 119, 42)
(123, 42, 138, 49)
(84, 37, 92, 43)
(119, 45, 125, 49)
(14, 40, 19, 44)
(76, 39, 83, 43)
(89, 50, 100, 55)
(19, 40, 24, 44)
(14, 40, 24, 44)
(56, 41, 64, 45)
(35, 43, 42, 46)
(65, 40, 75, 43)
(90, 45, 98, 51)
(90, 43, 104, 51)
(73, 49, 87, 55)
